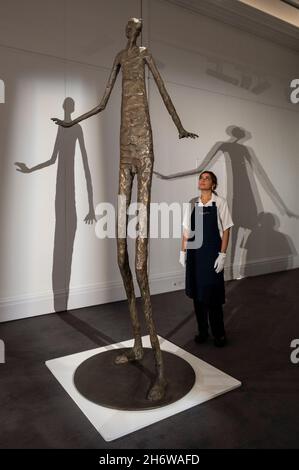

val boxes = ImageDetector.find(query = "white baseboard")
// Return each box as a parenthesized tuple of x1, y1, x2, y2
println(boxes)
(0, 255, 298, 323)
(0, 272, 185, 323)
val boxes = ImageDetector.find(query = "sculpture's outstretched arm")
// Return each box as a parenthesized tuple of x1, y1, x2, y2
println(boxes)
(154, 142, 223, 180)
(52, 52, 122, 128)
(145, 51, 198, 139)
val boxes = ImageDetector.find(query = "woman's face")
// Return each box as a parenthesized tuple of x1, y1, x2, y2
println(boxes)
(198, 173, 213, 191)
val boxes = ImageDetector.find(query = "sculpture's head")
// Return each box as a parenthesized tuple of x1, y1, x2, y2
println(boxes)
(126, 17, 143, 40)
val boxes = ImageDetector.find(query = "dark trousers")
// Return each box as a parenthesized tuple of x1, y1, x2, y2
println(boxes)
(193, 298, 225, 338)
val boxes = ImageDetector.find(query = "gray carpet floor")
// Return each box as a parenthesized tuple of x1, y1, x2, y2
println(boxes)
(0, 268, 298, 449)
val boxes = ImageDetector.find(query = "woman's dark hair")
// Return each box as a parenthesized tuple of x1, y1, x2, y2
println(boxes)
(198, 170, 218, 195)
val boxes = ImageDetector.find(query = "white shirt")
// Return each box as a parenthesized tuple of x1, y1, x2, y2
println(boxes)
(182, 192, 234, 239)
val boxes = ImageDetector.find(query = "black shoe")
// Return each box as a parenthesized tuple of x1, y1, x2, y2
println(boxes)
(194, 332, 209, 344)
(214, 335, 227, 347)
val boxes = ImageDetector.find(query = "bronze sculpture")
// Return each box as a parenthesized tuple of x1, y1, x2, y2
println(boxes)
(52, 17, 198, 401)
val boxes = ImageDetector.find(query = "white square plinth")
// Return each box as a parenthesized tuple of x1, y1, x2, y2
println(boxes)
(45, 335, 241, 442)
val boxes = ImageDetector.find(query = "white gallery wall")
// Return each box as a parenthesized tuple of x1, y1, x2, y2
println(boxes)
(0, 0, 298, 322)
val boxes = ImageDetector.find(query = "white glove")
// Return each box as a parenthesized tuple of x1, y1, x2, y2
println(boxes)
(214, 252, 226, 273)
(179, 250, 186, 267)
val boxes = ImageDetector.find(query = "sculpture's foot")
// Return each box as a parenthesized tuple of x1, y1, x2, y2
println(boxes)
(147, 376, 168, 402)
(114, 346, 144, 365)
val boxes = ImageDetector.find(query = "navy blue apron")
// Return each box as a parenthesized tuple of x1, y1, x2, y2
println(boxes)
(185, 200, 225, 305)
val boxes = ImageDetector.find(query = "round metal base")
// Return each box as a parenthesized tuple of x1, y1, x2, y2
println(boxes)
(73, 347, 196, 411)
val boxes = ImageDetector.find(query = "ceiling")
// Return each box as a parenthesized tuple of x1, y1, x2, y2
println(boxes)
(241, 0, 299, 27)
(165, 0, 299, 52)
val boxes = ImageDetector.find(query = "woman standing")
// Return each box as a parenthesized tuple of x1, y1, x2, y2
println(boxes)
(180, 171, 234, 347)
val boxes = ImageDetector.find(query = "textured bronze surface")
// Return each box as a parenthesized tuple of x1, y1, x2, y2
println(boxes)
(52, 18, 198, 402)
(73, 348, 196, 411)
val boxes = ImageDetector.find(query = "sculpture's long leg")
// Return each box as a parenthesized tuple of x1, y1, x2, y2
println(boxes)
(114, 163, 144, 364)
(135, 156, 167, 400)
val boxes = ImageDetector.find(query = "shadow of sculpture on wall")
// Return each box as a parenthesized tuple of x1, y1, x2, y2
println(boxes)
(154, 125, 299, 279)
(242, 211, 297, 277)
(15, 97, 96, 313)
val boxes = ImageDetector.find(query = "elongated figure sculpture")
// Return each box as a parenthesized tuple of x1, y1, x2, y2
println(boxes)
(52, 17, 198, 402)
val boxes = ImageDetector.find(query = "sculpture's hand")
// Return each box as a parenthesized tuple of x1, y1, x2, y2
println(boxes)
(153, 170, 170, 180)
(179, 129, 199, 139)
(14, 162, 31, 173)
(51, 118, 73, 128)
(84, 209, 96, 224)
